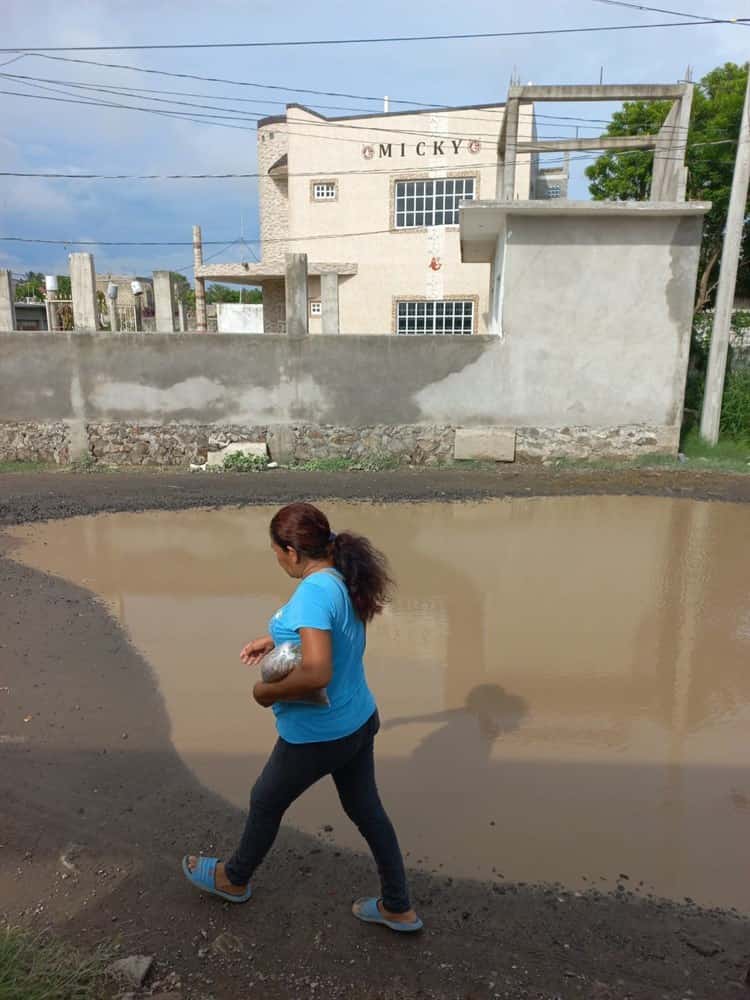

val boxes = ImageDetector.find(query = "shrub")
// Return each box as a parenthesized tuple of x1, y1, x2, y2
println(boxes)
(720, 368, 750, 440)
(222, 451, 268, 472)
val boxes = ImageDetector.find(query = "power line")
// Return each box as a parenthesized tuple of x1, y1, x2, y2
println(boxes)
(0, 135, 735, 183)
(3, 61, 716, 138)
(0, 87, 257, 131)
(0, 17, 742, 53)
(30, 53, 435, 107)
(0, 138, 732, 250)
(593, 0, 749, 26)
(22, 51, 708, 132)
(0, 70, 381, 117)
(2, 73, 712, 146)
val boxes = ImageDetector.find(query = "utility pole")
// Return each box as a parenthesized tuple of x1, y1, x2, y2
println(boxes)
(700, 64, 750, 445)
(193, 224, 207, 332)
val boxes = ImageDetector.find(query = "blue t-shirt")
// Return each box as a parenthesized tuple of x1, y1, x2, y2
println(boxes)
(268, 568, 376, 744)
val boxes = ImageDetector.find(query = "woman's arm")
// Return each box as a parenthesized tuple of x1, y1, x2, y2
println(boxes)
(253, 627, 333, 707)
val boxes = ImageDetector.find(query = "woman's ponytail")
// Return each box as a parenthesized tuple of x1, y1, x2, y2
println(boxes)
(332, 531, 393, 623)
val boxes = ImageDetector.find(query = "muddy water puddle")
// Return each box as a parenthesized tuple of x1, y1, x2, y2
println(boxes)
(7, 497, 750, 911)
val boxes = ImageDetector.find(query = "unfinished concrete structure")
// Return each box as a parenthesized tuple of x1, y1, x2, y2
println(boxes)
(499, 83, 693, 202)
(457, 81, 708, 458)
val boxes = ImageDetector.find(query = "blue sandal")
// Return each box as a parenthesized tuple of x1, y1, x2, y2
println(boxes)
(181, 856, 252, 904)
(352, 897, 423, 933)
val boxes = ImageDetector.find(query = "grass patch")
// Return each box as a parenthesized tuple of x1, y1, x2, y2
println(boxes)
(0, 461, 56, 473)
(680, 428, 750, 472)
(294, 453, 401, 472)
(0, 925, 112, 1000)
(550, 434, 749, 474)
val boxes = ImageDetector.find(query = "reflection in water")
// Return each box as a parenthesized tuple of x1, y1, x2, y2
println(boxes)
(384, 684, 528, 763)
(7, 497, 750, 912)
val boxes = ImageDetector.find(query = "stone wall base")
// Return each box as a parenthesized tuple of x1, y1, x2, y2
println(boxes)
(0, 421, 680, 467)
(0, 420, 72, 464)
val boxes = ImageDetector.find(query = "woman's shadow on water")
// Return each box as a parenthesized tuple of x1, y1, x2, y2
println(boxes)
(381, 683, 529, 769)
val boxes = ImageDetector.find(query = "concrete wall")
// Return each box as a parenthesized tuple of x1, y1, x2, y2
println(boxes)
(495, 213, 701, 428)
(216, 303, 264, 333)
(0, 330, 685, 465)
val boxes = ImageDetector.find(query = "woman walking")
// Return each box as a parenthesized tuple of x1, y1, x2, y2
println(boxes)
(183, 502, 422, 932)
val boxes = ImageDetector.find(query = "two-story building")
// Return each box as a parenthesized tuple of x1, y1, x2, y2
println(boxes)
(198, 100, 563, 334)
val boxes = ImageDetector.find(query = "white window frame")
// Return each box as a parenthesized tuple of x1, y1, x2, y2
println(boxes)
(396, 299, 474, 336)
(310, 300, 322, 317)
(394, 177, 475, 229)
(313, 181, 337, 201)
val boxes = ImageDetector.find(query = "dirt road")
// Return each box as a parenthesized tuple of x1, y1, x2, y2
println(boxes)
(1, 468, 748, 999)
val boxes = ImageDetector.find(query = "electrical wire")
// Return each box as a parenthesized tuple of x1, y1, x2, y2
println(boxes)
(14, 52, 708, 135)
(2, 73, 713, 147)
(593, 0, 749, 26)
(0, 17, 741, 53)
(0, 133, 735, 182)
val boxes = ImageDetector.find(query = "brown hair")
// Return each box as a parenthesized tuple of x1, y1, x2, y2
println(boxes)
(270, 502, 393, 623)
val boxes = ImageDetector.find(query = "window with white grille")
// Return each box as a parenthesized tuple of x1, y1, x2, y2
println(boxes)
(394, 177, 475, 229)
(313, 181, 337, 200)
(546, 184, 562, 199)
(396, 300, 474, 335)
(310, 300, 322, 316)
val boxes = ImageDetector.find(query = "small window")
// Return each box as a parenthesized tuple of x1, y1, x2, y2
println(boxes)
(396, 299, 474, 335)
(310, 300, 322, 316)
(546, 184, 562, 199)
(394, 177, 475, 228)
(313, 182, 337, 201)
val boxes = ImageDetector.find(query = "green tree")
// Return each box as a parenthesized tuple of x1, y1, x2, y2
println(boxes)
(14, 272, 71, 301)
(586, 62, 750, 312)
(170, 272, 195, 308)
(205, 283, 262, 304)
(14, 271, 44, 301)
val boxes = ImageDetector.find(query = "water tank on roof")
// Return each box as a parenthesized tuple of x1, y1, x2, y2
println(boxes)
(44, 275, 58, 293)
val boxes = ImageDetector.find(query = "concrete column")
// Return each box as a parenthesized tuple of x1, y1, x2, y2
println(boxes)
(177, 300, 186, 332)
(106, 297, 120, 332)
(153, 270, 176, 332)
(285, 253, 308, 337)
(0, 269, 16, 330)
(69, 252, 99, 330)
(193, 225, 207, 332)
(501, 99, 520, 200)
(320, 272, 340, 334)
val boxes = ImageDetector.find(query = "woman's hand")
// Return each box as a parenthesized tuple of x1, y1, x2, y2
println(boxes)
(240, 635, 274, 667)
(252, 629, 333, 708)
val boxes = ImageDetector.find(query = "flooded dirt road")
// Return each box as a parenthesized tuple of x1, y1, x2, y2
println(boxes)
(7, 496, 750, 914)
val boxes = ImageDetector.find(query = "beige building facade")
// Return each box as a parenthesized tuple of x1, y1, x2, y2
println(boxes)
(201, 100, 548, 335)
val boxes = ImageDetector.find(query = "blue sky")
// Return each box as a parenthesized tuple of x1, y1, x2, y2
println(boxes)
(1, 0, 748, 281)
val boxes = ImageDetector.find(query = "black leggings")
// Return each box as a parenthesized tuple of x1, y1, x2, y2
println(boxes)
(225, 711, 411, 913)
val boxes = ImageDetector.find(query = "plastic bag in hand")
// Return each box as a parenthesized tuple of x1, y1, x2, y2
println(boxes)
(259, 642, 329, 706)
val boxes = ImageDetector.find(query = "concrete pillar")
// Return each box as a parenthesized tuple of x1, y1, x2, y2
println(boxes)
(106, 297, 119, 332)
(193, 225, 207, 332)
(501, 99, 520, 200)
(0, 269, 16, 330)
(153, 270, 176, 332)
(285, 253, 308, 337)
(320, 272, 340, 334)
(177, 300, 186, 332)
(69, 252, 99, 330)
